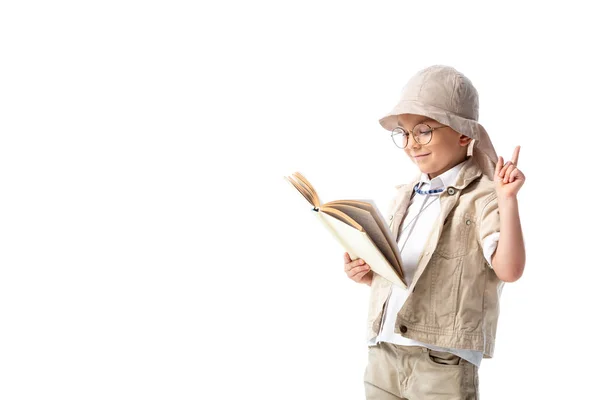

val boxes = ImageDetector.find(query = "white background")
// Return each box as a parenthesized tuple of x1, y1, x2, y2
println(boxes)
(1, 1, 598, 399)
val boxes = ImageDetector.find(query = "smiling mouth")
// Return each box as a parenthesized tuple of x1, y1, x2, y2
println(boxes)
(414, 153, 430, 158)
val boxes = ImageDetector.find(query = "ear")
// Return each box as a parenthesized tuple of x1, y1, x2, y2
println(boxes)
(459, 135, 472, 147)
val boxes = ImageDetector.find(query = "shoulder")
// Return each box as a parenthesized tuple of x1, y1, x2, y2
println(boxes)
(469, 176, 500, 221)
(385, 181, 413, 214)
(395, 179, 419, 191)
(470, 174, 497, 205)
(386, 184, 404, 213)
(456, 174, 498, 220)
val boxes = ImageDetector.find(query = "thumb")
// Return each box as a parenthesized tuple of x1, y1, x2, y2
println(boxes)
(495, 156, 503, 178)
(343, 252, 351, 263)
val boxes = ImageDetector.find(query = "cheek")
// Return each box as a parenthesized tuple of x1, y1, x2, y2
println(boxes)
(423, 143, 440, 156)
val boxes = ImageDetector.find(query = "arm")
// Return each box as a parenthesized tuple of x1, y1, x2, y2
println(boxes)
(491, 196, 525, 282)
(491, 146, 527, 282)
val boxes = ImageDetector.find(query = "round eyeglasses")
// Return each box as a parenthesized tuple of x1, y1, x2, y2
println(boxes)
(391, 123, 448, 149)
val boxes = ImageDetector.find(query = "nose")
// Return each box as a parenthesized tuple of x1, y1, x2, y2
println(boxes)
(407, 132, 421, 149)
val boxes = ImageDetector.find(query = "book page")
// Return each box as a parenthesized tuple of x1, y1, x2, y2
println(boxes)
(315, 211, 407, 288)
(324, 201, 403, 279)
(283, 176, 313, 207)
(292, 172, 321, 207)
(329, 198, 399, 253)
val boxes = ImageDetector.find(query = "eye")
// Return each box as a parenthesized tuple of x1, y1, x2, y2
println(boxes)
(392, 127, 408, 137)
(415, 124, 433, 135)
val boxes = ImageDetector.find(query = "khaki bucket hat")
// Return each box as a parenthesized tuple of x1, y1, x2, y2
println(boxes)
(379, 65, 498, 181)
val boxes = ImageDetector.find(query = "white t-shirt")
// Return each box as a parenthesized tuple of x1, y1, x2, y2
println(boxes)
(367, 159, 500, 368)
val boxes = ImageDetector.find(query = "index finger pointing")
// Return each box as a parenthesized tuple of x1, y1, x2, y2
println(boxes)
(511, 146, 521, 166)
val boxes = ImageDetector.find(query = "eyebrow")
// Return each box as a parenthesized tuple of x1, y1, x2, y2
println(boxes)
(397, 118, 431, 128)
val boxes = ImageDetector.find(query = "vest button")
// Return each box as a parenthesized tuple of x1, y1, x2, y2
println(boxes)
(447, 187, 456, 195)
(466, 219, 471, 225)
(400, 325, 408, 333)
(389, 215, 393, 220)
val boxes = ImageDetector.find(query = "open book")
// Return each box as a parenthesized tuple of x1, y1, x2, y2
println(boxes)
(284, 172, 407, 288)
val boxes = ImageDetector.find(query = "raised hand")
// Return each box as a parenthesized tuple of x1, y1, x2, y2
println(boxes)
(495, 145, 526, 199)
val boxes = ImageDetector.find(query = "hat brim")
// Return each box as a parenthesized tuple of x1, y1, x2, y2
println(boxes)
(378, 100, 480, 140)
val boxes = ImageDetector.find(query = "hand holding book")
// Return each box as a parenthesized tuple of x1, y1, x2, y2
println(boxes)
(343, 252, 373, 286)
(284, 171, 407, 288)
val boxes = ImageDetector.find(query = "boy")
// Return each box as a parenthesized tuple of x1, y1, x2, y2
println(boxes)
(343, 65, 526, 399)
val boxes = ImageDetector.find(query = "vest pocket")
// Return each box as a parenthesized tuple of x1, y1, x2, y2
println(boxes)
(434, 211, 474, 259)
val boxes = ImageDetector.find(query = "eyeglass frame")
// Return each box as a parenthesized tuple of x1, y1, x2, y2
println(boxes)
(390, 122, 450, 149)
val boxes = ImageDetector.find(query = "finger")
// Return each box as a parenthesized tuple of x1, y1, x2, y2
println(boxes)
(503, 165, 516, 182)
(503, 165, 515, 178)
(499, 161, 513, 178)
(511, 146, 521, 167)
(350, 262, 369, 273)
(354, 258, 365, 266)
(344, 261, 353, 272)
(495, 156, 503, 177)
(354, 269, 371, 282)
(509, 168, 520, 183)
(345, 258, 365, 272)
(344, 252, 351, 263)
(349, 264, 370, 278)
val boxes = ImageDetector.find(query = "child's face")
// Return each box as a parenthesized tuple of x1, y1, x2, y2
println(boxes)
(396, 114, 472, 179)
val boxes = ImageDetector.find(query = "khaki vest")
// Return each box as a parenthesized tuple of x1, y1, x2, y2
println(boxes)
(367, 156, 504, 358)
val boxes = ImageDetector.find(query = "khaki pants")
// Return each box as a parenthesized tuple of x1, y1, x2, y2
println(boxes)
(364, 342, 479, 399)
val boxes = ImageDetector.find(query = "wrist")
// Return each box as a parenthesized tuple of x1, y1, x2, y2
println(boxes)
(497, 193, 518, 205)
